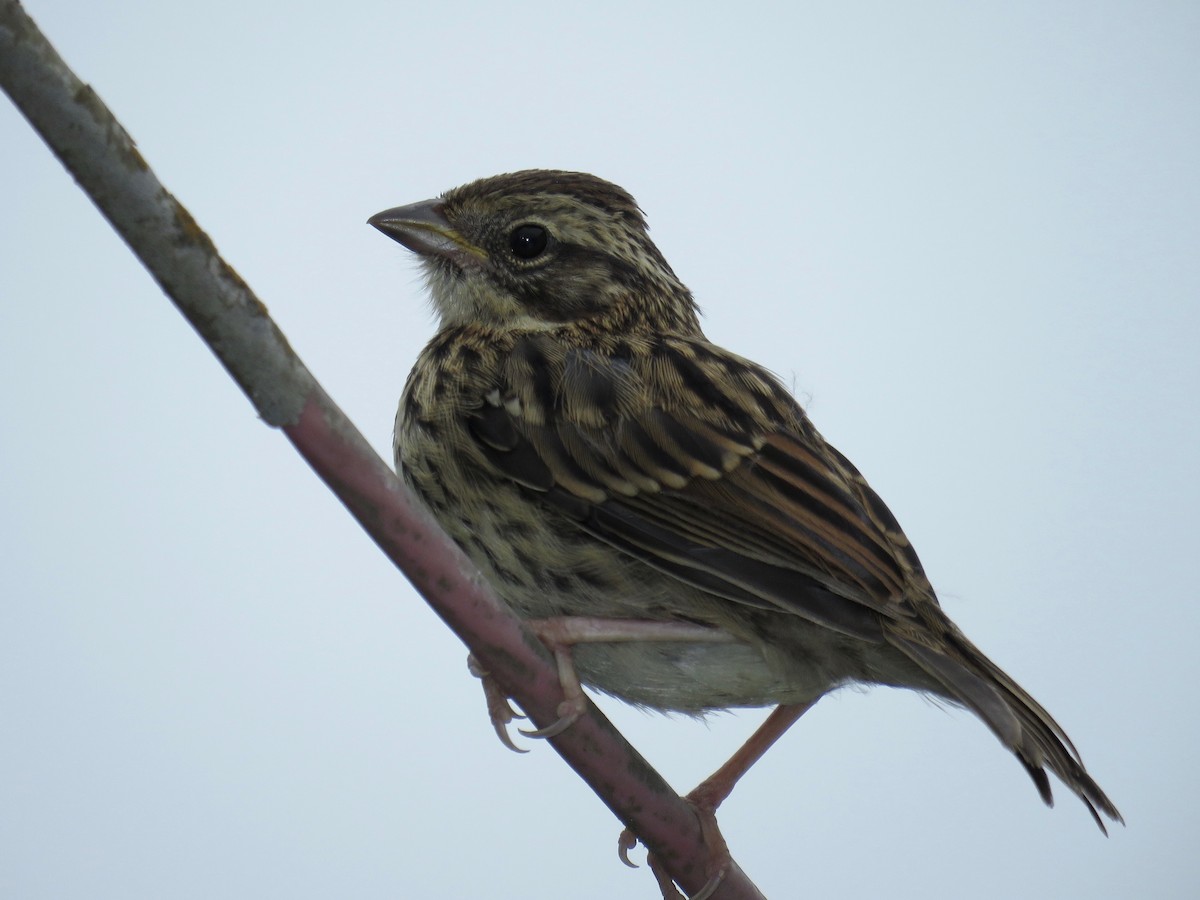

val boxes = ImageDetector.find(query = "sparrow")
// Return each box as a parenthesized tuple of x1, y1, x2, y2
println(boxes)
(368, 170, 1121, 845)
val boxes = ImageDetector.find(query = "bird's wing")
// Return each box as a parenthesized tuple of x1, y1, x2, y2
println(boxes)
(465, 332, 1124, 826)
(466, 333, 929, 640)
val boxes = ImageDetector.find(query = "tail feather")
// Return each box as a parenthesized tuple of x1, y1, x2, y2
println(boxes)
(887, 627, 1123, 833)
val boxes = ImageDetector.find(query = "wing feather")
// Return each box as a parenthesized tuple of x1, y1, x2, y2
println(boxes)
(474, 333, 925, 635)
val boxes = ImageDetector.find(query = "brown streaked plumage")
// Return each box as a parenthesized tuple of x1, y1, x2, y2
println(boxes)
(370, 170, 1121, 839)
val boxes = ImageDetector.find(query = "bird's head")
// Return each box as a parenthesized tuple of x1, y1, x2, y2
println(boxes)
(369, 170, 700, 334)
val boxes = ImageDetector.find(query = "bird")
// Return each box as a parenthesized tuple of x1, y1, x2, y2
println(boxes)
(368, 169, 1122, 855)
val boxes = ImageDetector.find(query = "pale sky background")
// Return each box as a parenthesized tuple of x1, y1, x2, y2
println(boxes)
(2, 2, 1197, 898)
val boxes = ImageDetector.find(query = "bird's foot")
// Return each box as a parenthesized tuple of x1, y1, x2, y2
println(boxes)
(614, 703, 820, 897)
(516, 617, 591, 739)
(470, 617, 735, 750)
(617, 793, 730, 900)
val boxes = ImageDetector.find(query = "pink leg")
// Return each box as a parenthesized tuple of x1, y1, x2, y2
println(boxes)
(688, 701, 817, 813)
(469, 619, 807, 900)
(622, 701, 819, 900)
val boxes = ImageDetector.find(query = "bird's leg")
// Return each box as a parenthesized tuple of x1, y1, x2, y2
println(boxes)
(620, 700, 818, 899)
(470, 620, 801, 899)
(516, 617, 593, 739)
(686, 700, 817, 812)
(469, 617, 738, 748)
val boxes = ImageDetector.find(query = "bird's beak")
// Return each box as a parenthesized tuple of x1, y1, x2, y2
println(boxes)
(367, 200, 487, 262)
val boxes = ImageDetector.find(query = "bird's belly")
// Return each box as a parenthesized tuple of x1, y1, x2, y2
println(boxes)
(571, 640, 819, 712)
(399, 443, 840, 711)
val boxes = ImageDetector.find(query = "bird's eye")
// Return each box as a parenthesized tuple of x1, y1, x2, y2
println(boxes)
(509, 224, 549, 260)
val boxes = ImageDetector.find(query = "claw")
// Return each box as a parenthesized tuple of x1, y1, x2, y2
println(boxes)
(645, 854, 687, 900)
(518, 716, 574, 739)
(518, 697, 586, 739)
(470, 655, 529, 753)
(492, 714, 530, 754)
(637, 839, 727, 900)
(686, 867, 726, 900)
(617, 829, 640, 868)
